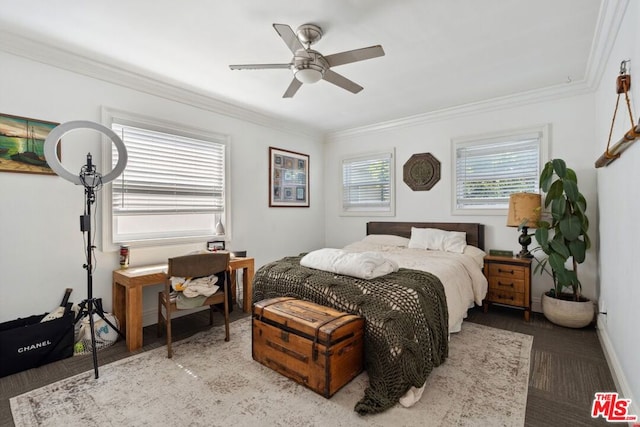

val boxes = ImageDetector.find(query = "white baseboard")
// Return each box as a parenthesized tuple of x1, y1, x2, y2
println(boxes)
(531, 296, 542, 314)
(597, 322, 639, 425)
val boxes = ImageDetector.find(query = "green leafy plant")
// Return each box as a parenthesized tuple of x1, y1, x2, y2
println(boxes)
(534, 159, 591, 301)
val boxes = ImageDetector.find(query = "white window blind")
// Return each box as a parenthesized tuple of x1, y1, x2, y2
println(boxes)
(105, 117, 228, 246)
(455, 132, 541, 210)
(342, 151, 394, 215)
(111, 123, 225, 215)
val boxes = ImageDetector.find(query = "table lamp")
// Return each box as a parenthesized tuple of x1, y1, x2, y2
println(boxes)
(507, 192, 541, 258)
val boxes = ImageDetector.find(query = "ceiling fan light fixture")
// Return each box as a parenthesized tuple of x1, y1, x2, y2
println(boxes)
(230, 23, 384, 97)
(294, 68, 323, 84)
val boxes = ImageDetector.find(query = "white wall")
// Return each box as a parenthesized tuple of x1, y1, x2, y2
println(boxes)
(324, 93, 600, 310)
(594, 0, 640, 416)
(0, 51, 324, 324)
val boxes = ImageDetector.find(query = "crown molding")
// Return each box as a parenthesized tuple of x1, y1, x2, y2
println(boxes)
(0, 29, 323, 140)
(583, 0, 630, 89)
(327, 0, 627, 142)
(326, 80, 593, 141)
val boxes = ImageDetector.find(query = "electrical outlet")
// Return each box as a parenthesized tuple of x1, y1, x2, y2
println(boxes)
(597, 299, 607, 328)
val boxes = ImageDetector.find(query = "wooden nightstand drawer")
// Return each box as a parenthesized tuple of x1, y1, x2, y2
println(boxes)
(487, 290, 525, 307)
(483, 255, 532, 321)
(489, 276, 525, 293)
(488, 263, 526, 280)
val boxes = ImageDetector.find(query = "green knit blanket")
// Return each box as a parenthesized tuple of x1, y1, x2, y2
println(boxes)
(252, 255, 449, 414)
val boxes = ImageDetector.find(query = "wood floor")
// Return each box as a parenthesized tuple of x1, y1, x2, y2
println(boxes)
(466, 305, 616, 426)
(0, 304, 616, 426)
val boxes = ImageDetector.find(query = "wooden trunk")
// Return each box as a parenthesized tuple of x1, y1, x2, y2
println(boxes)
(252, 297, 364, 398)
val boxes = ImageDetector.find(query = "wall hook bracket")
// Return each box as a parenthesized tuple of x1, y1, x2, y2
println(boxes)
(595, 59, 639, 168)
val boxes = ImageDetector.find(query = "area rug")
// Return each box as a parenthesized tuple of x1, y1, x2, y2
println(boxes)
(10, 319, 532, 427)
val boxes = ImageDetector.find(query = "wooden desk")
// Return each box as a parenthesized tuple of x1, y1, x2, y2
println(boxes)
(228, 256, 255, 313)
(112, 257, 255, 351)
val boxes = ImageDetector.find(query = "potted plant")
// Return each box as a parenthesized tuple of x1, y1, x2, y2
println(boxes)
(534, 159, 594, 328)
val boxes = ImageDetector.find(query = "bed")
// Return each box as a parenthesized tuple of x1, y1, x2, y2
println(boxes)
(252, 221, 487, 414)
(354, 221, 487, 333)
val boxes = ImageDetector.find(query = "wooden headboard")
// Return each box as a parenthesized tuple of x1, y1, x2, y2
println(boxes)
(366, 222, 485, 250)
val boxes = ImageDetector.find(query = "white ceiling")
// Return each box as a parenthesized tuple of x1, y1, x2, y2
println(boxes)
(0, 0, 605, 133)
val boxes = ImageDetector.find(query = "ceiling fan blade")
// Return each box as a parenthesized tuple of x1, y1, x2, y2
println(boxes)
(324, 45, 385, 68)
(229, 63, 291, 70)
(273, 24, 310, 58)
(283, 78, 303, 98)
(322, 70, 363, 94)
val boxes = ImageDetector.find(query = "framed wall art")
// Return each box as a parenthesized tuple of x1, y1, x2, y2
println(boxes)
(0, 113, 60, 175)
(269, 146, 309, 207)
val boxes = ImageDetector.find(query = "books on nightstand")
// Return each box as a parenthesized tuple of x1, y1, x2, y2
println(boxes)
(489, 249, 514, 257)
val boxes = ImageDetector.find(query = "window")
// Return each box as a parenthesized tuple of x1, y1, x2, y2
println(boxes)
(101, 109, 229, 248)
(453, 125, 548, 214)
(341, 150, 394, 216)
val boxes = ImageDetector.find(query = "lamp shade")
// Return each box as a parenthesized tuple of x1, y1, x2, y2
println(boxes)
(507, 192, 541, 228)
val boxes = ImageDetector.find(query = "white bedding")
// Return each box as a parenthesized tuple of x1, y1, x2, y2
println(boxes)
(300, 248, 399, 279)
(342, 241, 488, 334)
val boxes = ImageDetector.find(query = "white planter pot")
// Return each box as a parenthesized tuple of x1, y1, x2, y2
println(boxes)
(541, 292, 594, 328)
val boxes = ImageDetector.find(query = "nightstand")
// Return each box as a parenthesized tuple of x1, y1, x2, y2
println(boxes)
(483, 255, 532, 321)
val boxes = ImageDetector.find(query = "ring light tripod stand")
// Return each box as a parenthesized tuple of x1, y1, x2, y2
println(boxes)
(44, 121, 128, 379)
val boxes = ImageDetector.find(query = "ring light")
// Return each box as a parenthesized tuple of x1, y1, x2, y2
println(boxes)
(43, 120, 129, 379)
(44, 120, 128, 185)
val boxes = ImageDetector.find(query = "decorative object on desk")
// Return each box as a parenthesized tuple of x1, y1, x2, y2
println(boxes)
(506, 192, 541, 258)
(119, 245, 130, 269)
(215, 214, 225, 235)
(596, 60, 639, 168)
(207, 240, 225, 251)
(0, 113, 60, 175)
(534, 158, 593, 328)
(489, 249, 514, 257)
(43, 121, 127, 378)
(403, 153, 440, 191)
(269, 146, 309, 207)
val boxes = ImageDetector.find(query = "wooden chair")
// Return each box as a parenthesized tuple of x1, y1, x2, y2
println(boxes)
(157, 252, 230, 358)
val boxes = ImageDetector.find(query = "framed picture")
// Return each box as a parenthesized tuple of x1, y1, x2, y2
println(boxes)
(0, 113, 60, 175)
(269, 146, 309, 207)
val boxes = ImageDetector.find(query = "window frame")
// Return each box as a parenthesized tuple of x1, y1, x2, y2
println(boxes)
(340, 149, 395, 217)
(451, 124, 549, 216)
(100, 107, 231, 250)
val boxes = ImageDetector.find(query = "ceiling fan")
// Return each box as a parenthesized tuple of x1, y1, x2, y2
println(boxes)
(229, 23, 385, 98)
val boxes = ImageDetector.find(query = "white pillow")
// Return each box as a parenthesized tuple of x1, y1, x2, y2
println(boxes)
(408, 227, 445, 250)
(463, 245, 487, 268)
(362, 234, 410, 247)
(408, 227, 467, 253)
(443, 231, 467, 253)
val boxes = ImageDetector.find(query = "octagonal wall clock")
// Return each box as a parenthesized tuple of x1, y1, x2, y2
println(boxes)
(403, 152, 440, 191)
